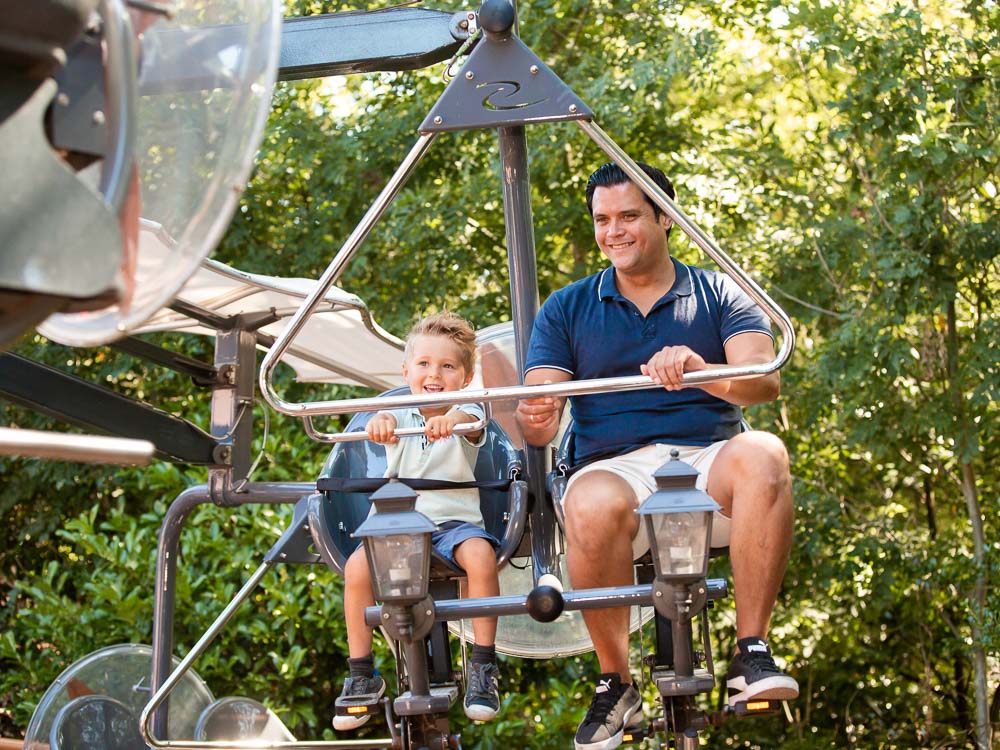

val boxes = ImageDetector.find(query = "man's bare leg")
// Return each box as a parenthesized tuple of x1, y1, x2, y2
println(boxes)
(563, 470, 640, 679)
(706, 431, 793, 643)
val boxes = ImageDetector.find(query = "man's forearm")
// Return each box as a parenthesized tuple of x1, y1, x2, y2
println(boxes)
(699, 368, 780, 406)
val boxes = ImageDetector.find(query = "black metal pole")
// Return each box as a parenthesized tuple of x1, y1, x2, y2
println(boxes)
(497, 124, 558, 580)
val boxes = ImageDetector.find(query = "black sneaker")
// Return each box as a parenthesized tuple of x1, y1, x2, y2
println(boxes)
(726, 637, 799, 706)
(332, 674, 386, 731)
(463, 661, 501, 721)
(574, 673, 642, 750)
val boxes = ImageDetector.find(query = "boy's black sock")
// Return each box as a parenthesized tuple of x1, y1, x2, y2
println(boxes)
(348, 655, 375, 679)
(470, 644, 496, 665)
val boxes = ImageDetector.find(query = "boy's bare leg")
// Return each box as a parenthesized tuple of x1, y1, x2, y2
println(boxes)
(454, 538, 500, 646)
(344, 547, 376, 658)
(563, 471, 640, 680)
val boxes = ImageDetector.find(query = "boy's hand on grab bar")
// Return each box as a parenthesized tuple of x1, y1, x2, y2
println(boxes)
(426, 409, 483, 442)
(367, 413, 399, 444)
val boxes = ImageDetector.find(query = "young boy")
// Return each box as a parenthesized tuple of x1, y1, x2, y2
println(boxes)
(334, 311, 502, 730)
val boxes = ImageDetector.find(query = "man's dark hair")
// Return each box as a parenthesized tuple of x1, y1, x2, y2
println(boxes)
(585, 161, 676, 219)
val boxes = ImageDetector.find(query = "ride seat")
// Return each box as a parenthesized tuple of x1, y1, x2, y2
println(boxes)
(307, 388, 528, 580)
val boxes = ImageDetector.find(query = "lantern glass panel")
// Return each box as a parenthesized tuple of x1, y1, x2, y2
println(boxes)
(651, 511, 710, 577)
(367, 533, 430, 601)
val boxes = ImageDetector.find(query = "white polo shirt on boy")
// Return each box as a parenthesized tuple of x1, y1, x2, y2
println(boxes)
(382, 404, 486, 527)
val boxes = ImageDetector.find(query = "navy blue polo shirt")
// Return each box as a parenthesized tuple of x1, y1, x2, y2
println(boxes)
(524, 258, 773, 465)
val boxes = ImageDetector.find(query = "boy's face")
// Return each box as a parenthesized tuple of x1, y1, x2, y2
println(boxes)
(402, 334, 472, 398)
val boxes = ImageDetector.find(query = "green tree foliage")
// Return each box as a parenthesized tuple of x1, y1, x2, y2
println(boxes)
(2, 0, 997, 747)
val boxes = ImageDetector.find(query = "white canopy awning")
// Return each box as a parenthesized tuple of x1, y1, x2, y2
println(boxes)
(135, 258, 405, 391)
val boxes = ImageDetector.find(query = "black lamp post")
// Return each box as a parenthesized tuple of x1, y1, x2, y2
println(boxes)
(638, 450, 721, 692)
(354, 480, 452, 714)
(637, 451, 720, 584)
(354, 480, 436, 605)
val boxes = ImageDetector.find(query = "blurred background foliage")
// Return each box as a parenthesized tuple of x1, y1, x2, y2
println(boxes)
(1, 0, 997, 747)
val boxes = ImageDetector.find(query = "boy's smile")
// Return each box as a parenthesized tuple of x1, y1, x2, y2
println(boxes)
(403, 334, 473, 417)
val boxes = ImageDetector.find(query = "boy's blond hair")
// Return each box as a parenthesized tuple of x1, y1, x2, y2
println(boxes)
(404, 311, 477, 373)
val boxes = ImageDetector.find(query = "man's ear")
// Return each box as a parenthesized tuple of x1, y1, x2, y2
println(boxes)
(660, 214, 673, 231)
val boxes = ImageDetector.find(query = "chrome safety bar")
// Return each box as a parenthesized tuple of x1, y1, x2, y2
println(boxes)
(0, 427, 154, 464)
(258, 133, 437, 416)
(302, 403, 492, 444)
(259, 121, 794, 422)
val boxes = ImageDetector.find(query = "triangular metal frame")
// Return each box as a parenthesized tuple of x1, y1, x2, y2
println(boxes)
(420, 32, 593, 132)
(258, 26, 794, 429)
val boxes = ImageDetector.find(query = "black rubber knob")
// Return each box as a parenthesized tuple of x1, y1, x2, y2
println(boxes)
(526, 585, 564, 623)
(479, 0, 515, 34)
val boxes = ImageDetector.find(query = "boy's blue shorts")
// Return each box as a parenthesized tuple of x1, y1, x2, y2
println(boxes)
(432, 521, 499, 568)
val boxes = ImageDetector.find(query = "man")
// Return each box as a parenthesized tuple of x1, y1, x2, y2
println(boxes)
(516, 162, 798, 750)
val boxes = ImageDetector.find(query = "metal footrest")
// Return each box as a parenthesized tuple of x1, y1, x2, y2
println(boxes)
(653, 668, 715, 697)
(393, 686, 458, 716)
(621, 725, 647, 744)
(731, 699, 782, 718)
(335, 692, 384, 720)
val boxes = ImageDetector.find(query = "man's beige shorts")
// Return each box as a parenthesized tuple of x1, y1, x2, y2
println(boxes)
(564, 442, 731, 559)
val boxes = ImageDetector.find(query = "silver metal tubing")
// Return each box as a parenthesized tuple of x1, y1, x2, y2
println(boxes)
(261, 364, 777, 420)
(259, 133, 437, 415)
(577, 119, 796, 366)
(0, 427, 153, 464)
(142, 561, 276, 747)
(259, 136, 792, 422)
(365, 580, 727, 626)
(98, 0, 138, 215)
(303, 405, 490, 443)
(151, 482, 315, 737)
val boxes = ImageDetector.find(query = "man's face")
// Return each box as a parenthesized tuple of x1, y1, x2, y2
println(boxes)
(591, 182, 671, 276)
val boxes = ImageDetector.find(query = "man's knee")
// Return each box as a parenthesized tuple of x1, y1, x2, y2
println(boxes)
(728, 432, 790, 480)
(563, 471, 638, 544)
(711, 432, 791, 507)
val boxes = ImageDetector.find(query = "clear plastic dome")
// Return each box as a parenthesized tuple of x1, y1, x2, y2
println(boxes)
(24, 643, 214, 750)
(40, 0, 281, 346)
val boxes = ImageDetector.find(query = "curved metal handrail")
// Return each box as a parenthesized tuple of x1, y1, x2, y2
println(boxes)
(257, 123, 794, 422)
(258, 132, 437, 416)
